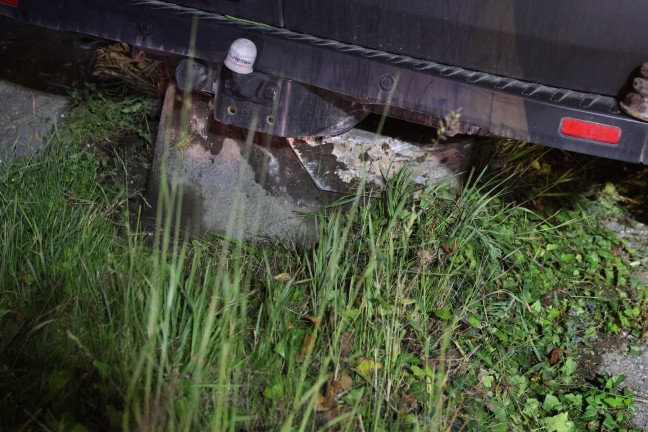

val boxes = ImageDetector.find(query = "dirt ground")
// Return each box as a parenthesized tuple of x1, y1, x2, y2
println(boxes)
(1, 13, 647, 430)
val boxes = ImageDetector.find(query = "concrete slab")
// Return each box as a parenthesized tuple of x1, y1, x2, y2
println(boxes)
(0, 14, 92, 166)
(146, 85, 474, 247)
(146, 86, 339, 247)
(0, 81, 68, 164)
(288, 131, 472, 194)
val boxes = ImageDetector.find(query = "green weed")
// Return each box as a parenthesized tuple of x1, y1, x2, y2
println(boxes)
(0, 90, 644, 432)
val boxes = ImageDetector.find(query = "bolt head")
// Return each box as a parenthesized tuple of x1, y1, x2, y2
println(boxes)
(139, 21, 153, 36)
(379, 74, 395, 91)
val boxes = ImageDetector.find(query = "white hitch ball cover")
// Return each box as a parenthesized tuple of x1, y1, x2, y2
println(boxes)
(224, 38, 257, 74)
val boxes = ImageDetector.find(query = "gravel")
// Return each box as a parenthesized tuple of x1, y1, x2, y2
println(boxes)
(599, 219, 648, 430)
(599, 342, 648, 430)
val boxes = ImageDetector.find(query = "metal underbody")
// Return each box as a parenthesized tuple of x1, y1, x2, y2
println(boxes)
(6, 0, 648, 162)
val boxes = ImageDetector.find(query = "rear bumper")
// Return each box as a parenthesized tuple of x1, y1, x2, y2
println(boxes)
(12, 0, 648, 163)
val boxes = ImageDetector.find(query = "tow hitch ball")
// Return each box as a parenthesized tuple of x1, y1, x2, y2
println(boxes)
(175, 38, 258, 93)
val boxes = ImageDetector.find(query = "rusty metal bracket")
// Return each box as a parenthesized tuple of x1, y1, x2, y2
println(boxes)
(213, 68, 368, 137)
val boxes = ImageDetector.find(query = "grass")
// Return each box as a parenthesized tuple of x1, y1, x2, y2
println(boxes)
(1, 88, 647, 432)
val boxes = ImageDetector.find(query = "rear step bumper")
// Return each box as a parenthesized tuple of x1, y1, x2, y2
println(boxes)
(11, 0, 648, 163)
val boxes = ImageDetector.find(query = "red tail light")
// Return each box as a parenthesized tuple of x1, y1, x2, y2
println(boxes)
(0, 0, 18, 5)
(560, 118, 621, 145)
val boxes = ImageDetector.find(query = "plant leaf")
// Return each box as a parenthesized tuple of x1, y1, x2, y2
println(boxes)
(433, 309, 452, 320)
(273, 272, 291, 282)
(357, 358, 383, 379)
(544, 412, 574, 432)
(302, 314, 320, 325)
(542, 394, 562, 412)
